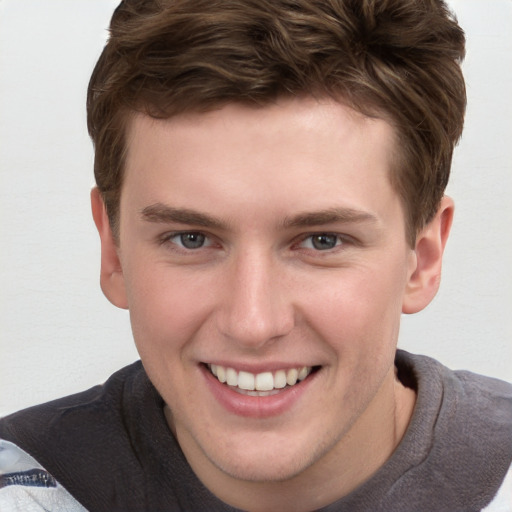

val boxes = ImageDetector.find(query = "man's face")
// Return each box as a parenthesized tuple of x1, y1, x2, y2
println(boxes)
(115, 98, 416, 483)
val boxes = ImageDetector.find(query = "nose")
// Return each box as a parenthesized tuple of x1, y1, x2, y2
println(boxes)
(216, 248, 295, 350)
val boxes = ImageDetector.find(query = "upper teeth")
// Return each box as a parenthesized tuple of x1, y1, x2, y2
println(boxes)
(209, 364, 312, 391)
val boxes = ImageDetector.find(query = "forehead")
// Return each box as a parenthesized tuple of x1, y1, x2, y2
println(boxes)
(121, 97, 400, 225)
(126, 96, 394, 153)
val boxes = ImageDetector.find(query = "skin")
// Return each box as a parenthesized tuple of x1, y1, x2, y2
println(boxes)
(92, 97, 453, 511)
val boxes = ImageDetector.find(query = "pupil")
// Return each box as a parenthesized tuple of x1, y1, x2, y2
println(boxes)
(181, 233, 205, 249)
(312, 234, 337, 250)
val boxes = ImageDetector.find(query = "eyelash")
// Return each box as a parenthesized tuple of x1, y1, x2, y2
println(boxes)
(158, 231, 215, 251)
(158, 231, 354, 253)
(295, 233, 351, 252)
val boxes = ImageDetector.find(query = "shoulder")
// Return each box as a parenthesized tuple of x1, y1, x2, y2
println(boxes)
(453, 366, 512, 412)
(0, 361, 152, 510)
(482, 464, 512, 512)
(0, 360, 144, 420)
(0, 361, 146, 441)
(400, 350, 512, 458)
(397, 350, 512, 424)
(0, 359, 149, 451)
(393, 351, 512, 511)
(0, 439, 87, 511)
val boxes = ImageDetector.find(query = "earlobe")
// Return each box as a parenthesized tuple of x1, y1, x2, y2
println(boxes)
(91, 188, 128, 309)
(402, 196, 454, 314)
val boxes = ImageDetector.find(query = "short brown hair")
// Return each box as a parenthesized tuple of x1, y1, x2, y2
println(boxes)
(87, 0, 466, 245)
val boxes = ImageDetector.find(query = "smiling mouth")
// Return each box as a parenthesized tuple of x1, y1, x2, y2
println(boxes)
(206, 363, 319, 396)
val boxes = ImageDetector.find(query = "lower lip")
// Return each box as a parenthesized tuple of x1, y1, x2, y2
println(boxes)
(201, 365, 317, 418)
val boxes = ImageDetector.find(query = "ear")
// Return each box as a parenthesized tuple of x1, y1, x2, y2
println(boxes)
(91, 188, 128, 309)
(402, 196, 454, 314)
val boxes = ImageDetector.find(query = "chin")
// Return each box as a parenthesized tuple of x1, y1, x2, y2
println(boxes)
(203, 429, 335, 483)
(214, 454, 310, 483)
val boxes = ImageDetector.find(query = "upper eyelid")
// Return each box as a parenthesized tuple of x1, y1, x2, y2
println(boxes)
(296, 236, 361, 260)
(160, 228, 209, 236)
(158, 230, 212, 244)
(295, 231, 355, 244)
(156, 230, 357, 249)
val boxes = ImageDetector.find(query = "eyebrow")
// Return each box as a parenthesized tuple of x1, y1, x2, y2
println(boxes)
(140, 203, 378, 230)
(282, 207, 378, 228)
(140, 203, 229, 230)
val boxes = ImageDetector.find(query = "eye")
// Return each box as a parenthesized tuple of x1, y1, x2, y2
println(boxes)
(167, 232, 210, 250)
(300, 233, 344, 251)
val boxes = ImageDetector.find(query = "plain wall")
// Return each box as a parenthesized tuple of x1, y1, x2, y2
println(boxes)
(0, 0, 511, 417)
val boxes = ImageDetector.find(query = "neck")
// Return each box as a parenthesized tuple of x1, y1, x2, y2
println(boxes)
(168, 367, 416, 512)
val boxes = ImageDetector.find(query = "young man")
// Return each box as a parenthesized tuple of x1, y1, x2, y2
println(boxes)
(1, 0, 511, 510)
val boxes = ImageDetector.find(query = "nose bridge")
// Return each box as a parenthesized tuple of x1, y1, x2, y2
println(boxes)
(219, 245, 293, 348)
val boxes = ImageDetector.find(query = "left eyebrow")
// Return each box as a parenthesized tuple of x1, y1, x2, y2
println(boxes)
(281, 207, 378, 228)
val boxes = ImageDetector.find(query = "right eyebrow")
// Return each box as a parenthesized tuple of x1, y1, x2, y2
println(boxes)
(140, 203, 229, 230)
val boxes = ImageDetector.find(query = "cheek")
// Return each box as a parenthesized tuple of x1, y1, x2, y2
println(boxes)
(123, 262, 215, 356)
(302, 264, 406, 356)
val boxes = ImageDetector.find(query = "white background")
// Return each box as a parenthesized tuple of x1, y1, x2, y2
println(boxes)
(0, 0, 511, 417)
